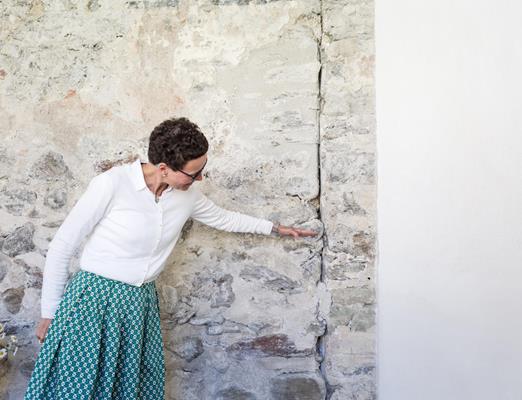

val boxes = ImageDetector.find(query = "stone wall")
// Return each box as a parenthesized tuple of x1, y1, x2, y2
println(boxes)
(319, 1, 376, 398)
(0, 1, 375, 399)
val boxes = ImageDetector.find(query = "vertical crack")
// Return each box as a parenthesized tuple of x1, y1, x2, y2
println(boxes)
(315, 1, 333, 399)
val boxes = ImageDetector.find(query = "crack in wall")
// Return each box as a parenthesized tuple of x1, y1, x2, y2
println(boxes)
(314, 1, 333, 398)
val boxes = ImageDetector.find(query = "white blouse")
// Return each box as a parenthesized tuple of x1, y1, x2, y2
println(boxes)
(41, 158, 274, 319)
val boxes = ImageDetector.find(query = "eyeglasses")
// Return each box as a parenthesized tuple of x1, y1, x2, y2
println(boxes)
(174, 159, 207, 182)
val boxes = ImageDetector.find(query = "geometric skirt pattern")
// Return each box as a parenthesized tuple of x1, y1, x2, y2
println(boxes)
(24, 269, 165, 399)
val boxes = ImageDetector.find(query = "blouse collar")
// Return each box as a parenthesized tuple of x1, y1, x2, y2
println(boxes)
(129, 157, 173, 194)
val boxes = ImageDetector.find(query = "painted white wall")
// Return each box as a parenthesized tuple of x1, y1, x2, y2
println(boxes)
(376, 1, 522, 399)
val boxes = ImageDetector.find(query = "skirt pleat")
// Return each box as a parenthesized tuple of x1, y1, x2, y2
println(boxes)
(24, 270, 165, 400)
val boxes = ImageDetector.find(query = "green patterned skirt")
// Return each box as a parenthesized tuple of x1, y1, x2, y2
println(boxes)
(24, 270, 165, 399)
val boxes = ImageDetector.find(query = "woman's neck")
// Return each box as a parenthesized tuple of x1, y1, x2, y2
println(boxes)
(141, 163, 169, 197)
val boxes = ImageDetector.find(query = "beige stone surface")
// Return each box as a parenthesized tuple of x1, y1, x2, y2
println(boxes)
(0, 0, 375, 398)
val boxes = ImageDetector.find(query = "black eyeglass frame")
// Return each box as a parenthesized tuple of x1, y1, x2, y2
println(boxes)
(174, 159, 208, 182)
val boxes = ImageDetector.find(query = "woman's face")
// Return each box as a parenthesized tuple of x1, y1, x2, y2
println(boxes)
(161, 153, 207, 191)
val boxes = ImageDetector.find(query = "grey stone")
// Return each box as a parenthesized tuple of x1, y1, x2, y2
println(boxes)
(167, 336, 204, 362)
(87, 0, 101, 11)
(160, 285, 197, 324)
(210, 274, 235, 308)
(325, 152, 375, 185)
(212, 0, 283, 5)
(161, 285, 178, 314)
(44, 188, 67, 209)
(271, 110, 312, 130)
(1, 223, 36, 257)
(326, 226, 376, 259)
(14, 259, 43, 289)
(125, 0, 178, 8)
(342, 192, 367, 216)
(239, 265, 300, 293)
(351, 231, 376, 260)
(329, 288, 376, 331)
(190, 272, 236, 309)
(306, 318, 327, 337)
(28, 208, 41, 218)
(325, 255, 368, 281)
(207, 325, 224, 335)
(189, 314, 225, 326)
(19, 358, 36, 378)
(1, 188, 37, 216)
(300, 254, 322, 281)
(186, 271, 236, 308)
(330, 304, 375, 332)
(42, 220, 63, 228)
(0, 146, 15, 166)
(207, 322, 241, 335)
(31, 151, 72, 182)
(270, 374, 326, 400)
(350, 365, 376, 377)
(329, 361, 377, 400)
(2, 287, 25, 314)
(216, 386, 257, 400)
(0, 253, 10, 282)
(334, 287, 375, 306)
(171, 301, 196, 325)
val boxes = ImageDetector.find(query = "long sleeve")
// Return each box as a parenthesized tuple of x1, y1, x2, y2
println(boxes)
(41, 172, 114, 318)
(190, 189, 273, 235)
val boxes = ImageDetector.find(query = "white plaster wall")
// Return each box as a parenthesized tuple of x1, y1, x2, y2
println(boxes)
(376, 1, 522, 399)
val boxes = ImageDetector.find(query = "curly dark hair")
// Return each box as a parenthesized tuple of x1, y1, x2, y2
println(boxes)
(148, 117, 209, 170)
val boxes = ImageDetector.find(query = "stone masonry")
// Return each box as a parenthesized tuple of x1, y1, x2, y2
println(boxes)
(0, 1, 375, 399)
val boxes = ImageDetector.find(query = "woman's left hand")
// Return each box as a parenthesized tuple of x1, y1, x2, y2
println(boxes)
(274, 224, 318, 238)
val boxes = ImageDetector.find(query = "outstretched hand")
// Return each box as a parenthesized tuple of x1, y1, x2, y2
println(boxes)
(275, 224, 318, 238)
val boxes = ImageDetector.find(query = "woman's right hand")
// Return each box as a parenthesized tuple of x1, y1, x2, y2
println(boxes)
(36, 318, 53, 344)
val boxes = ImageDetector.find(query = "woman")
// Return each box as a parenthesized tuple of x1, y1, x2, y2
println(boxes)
(24, 117, 317, 399)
